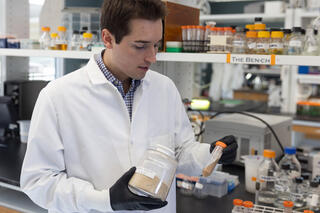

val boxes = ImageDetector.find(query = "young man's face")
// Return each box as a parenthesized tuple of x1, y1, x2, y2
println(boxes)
(106, 18, 163, 81)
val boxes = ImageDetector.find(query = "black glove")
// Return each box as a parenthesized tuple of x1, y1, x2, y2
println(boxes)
(110, 167, 168, 211)
(210, 135, 238, 164)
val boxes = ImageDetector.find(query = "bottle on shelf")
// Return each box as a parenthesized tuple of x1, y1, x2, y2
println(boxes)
(254, 17, 263, 25)
(232, 199, 243, 213)
(70, 30, 81, 51)
(288, 27, 304, 55)
(279, 147, 301, 179)
(274, 163, 292, 208)
(224, 27, 233, 53)
(49, 33, 58, 50)
(303, 28, 319, 56)
(254, 23, 266, 33)
(81, 33, 93, 51)
(257, 149, 280, 205)
(256, 31, 270, 55)
(56, 26, 68, 50)
(282, 29, 292, 55)
(232, 27, 247, 54)
(39, 26, 51, 50)
(269, 30, 284, 55)
(245, 31, 257, 54)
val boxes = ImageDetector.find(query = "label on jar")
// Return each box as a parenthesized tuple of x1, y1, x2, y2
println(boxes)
(291, 192, 303, 199)
(248, 43, 256, 49)
(195, 182, 204, 189)
(136, 167, 156, 179)
(256, 43, 269, 49)
(260, 175, 276, 182)
(274, 184, 285, 192)
(181, 181, 193, 190)
(269, 43, 284, 49)
(232, 40, 245, 47)
(289, 40, 302, 47)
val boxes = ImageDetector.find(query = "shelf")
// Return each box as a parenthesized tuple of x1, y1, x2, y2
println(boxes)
(293, 119, 320, 128)
(200, 13, 285, 23)
(2, 49, 320, 66)
(296, 11, 320, 18)
(298, 74, 320, 84)
(0, 187, 46, 213)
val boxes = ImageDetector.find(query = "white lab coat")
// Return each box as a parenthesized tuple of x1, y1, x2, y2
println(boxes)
(20, 54, 211, 213)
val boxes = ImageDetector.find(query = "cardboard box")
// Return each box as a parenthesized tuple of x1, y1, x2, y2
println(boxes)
(162, 1, 199, 51)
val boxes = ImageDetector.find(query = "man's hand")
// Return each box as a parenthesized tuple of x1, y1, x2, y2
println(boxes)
(110, 167, 168, 211)
(210, 135, 238, 164)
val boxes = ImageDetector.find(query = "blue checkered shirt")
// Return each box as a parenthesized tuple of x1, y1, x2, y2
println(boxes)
(95, 52, 141, 120)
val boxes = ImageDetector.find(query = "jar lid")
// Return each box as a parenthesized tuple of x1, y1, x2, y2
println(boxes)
(149, 144, 175, 158)
(284, 147, 296, 154)
(243, 201, 253, 208)
(258, 31, 270, 38)
(58, 26, 66, 32)
(215, 141, 227, 148)
(283, 201, 294, 208)
(254, 23, 266, 30)
(233, 199, 243, 206)
(271, 31, 284, 38)
(41, 26, 50, 32)
(263, 149, 275, 158)
(304, 211, 314, 213)
(83, 33, 93, 38)
(246, 31, 257, 38)
(245, 24, 255, 31)
(51, 33, 58, 38)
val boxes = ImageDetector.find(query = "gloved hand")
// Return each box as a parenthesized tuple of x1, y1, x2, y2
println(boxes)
(210, 135, 238, 164)
(110, 167, 168, 211)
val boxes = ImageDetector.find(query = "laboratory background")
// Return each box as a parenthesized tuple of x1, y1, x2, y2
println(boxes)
(1, 0, 320, 212)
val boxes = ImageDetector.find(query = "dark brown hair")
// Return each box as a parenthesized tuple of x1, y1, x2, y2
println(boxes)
(100, 0, 167, 44)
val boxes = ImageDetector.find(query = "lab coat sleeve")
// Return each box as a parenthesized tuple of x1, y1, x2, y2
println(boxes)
(171, 83, 212, 176)
(20, 88, 113, 213)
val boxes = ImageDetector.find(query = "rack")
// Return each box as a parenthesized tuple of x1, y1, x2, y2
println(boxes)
(252, 204, 302, 213)
(200, 13, 285, 23)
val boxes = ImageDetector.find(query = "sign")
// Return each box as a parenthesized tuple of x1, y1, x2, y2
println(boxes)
(227, 54, 276, 65)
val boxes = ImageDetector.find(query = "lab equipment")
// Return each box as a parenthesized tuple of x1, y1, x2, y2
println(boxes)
(274, 163, 292, 207)
(70, 30, 81, 51)
(203, 113, 292, 163)
(283, 201, 294, 213)
(279, 147, 301, 179)
(81, 32, 93, 51)
(288, 27, 304, 55)
(202, 141, 227, 177)
(242, 155, 263, 193)
(290, 177, 305, 208)
(256, 31, 270, 55)
(258, 149, 280, 205)
(56, 26, 68, 50)
(128, 144, 177, 201)
(307, 181, 319, 211)
(232, 27, 247, 54)
(0, 96, 18, 143)
(245, 31, 257, 54)
(232, 199, 243, 213)
(176, 174, 197, 196)
(269, 30, 284, 55)
(39, 26, 51, 50)
(50, 33, 58, 50)
(303, 28, 318, 56)
(17, 120, 30, 143)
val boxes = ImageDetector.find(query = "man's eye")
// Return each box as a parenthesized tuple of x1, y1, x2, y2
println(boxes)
(134, 45, 145, 50)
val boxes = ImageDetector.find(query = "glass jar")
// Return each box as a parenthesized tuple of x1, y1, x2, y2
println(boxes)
(209, 27, 217, 52)
(246, 31, 257, 54)
(224, 27, 233, 53)
(283, 29, 292, 55)
(181, 26, 188, 52)
(49, 33, 58, 50)
(56, 26, 68, 50)
(258, 149, 280, 204)
(232, 199, 243, 213)
(269, 31, 284, 55)
(70, 30, 81, 51)
(39, 26, 51, 50)
(303, 28, 319, 56)
(256, 31, 270, 55)
(128, 144, 178, 201)
(232, 27, 247, 54)
(288, 27, 304, 55)
(81, 32, 93, 51)
(283, 201, 294, 213)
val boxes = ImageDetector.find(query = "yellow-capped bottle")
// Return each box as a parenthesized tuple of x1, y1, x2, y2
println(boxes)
(56, 26, 68, 50)
(256, 31, 270, 55)
(49, 33, 58, 50)
(269, 30, 284, 55)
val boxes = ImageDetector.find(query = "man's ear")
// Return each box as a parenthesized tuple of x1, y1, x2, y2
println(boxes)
(101, 29, 114, 49)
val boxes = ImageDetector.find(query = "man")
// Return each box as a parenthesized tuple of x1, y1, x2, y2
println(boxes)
(20, 0, 237, 212)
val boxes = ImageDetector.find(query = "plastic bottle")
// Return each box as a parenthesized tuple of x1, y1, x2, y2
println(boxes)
(202, 141, 227, 177)
(288, 27, 304, 55)
(283, 200, 294, 213)
(209, 27, 217, 52)
(242, 201, 254, 213)
(224, 27, 233, 53)
(290, 177, 305, 208)
(269, 31, 284, 55)
(39, 26, 51, 50)
(49, 33, 58, 50)
(195, 26, 204, 52)
(283, 29, 292, 55)
(215, 27, 225, 53)
(279, 147, 301, 179)
(303, 28, 319, 56)
(246, 31, 257, 54)
(204, 25, 211, 52)
(307, 181, 319, 211)
(56, 26, 68, 50)
(232, 27, 247, 54)
(258, 149, 280, 204)
(256, 31, 270, 55)
(274, 163, 292, 208)
(232, 199, 243, 213)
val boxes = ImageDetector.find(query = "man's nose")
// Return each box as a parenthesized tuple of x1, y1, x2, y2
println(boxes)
(145, 47, 157, 64)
